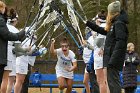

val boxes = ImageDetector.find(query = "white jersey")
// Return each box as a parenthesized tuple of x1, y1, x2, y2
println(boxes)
(7, 24, 19, 62)
(83, 36, 94, 63)
(94, 23, 106, 69)
(94, 23, 106, 56)
(4, 24, 19, 72)
(55, 48, 77, 79)
(94, 34, 105, 59)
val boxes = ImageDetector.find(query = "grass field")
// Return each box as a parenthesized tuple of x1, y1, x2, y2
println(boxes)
(28, 88, 83, 93)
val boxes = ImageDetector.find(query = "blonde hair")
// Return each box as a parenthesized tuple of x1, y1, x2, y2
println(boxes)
(105, 12, 120, 31)
(0, 1, 6, 13)
(127, 42, 134, 51)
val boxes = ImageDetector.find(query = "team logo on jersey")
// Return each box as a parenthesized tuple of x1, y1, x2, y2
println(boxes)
(60, 56, 71, 61)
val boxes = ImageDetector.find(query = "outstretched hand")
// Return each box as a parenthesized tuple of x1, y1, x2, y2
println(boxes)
(82, 40, 87, 46)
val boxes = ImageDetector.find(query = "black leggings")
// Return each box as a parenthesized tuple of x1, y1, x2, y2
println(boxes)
(125, 87, 136, 93)
(107, 67, 121, 93)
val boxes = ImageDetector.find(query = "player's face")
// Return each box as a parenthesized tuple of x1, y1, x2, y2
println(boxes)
(61, 43, 69, 53)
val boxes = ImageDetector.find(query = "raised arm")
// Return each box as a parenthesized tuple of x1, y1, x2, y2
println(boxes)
(86, 21, 107, 35)
(82, 40, 94, 50)
(50, 38, 57, 55)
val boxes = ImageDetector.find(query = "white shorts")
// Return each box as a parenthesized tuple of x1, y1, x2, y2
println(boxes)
(56, 69, 73, 79)
(5, 49, 16, 72)
(16, 57, 28, 75)
(9, 61, 16, 76)
(83, 56, 91, 64)
(94, 56, 103, 70)
(4, 61, 12, 71)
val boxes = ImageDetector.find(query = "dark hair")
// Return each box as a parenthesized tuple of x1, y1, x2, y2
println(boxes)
(101, 9, 105, 14)
(9, 8, 18, 19)
(7, 8, 18, 24)
(60, 37, 69, 45)
(98, 9, 106, 20)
